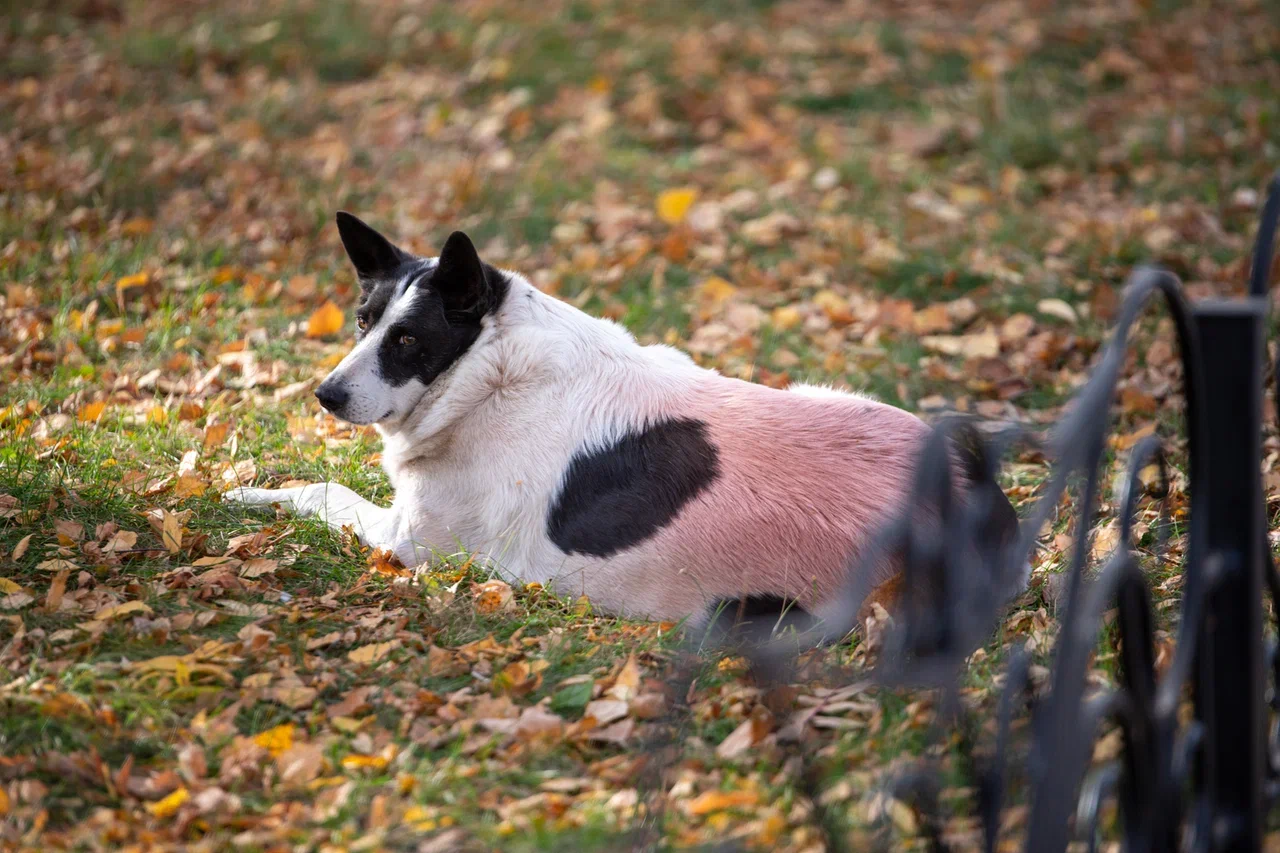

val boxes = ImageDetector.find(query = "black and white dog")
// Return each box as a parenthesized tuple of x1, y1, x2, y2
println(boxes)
(227, 213, 1020, 627)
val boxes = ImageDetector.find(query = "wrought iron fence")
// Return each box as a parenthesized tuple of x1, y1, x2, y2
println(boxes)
(665, 174, 1280, 853)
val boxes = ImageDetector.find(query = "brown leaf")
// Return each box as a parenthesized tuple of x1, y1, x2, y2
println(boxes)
(276, 742, 325, 788)
(584, 699, 629, 727)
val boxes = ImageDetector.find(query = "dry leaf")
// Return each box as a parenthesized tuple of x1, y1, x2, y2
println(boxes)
(77, 400, 107, 423)
(145, 786, 188, 819)
(11, 533, 33, 561)
(306, 300, 345, 338)
(474, 578, 515, 614)
(686, 789, 759, 816)
(97, 600, 153, 621)
(347, 640, 400, 665)
(656, 187, 698, 225)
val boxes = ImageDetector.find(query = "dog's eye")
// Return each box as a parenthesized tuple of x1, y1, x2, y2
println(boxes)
(356, 316, 368, 331)
(399, 335, 416, 346)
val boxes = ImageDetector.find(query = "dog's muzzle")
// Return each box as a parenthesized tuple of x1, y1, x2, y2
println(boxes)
(314, 380, 350, 414)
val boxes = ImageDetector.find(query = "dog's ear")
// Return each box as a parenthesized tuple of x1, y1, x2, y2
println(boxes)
(336, 212, 411, 283)
(433, 231, 492, 316)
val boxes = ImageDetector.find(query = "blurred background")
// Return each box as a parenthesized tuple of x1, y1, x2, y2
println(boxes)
(2, 0, 1278, 415)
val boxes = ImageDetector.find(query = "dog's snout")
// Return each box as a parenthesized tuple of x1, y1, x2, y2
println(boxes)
(315, 382, 350, 413)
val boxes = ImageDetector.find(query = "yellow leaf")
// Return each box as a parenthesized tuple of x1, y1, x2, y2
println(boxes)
(949, 184, 990, 208)
(145, 786, 188, 819)
(0, 578, 24, 594)
(347, 640, 400, 665)
(306, 300, 345, 338)
(341, 753, 390, 772)
(115, 272, 150, 309)
(253, 723, 295, 757)
(698, 276, 737, 305)
(656, 187, 699, 225)
(770, 306, 802, 331)
(77, 401, 107, 423)
(146, 406, 168, 426)
(97, 600, 153, 621)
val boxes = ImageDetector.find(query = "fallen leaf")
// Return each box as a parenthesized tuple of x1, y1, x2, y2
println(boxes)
(347, 640, 400, 665)
(686, 789, 759, 816)
(145, 786, 188, 819)
(306, 300, 345, 338)
(584, 698, 629, 726)
(239, 558, 278, 578)
(253, 724, 295, 757)
(104, 530, 138, 551)
(277, 743, 325, 787)
(474, 579, 515, 614)
(77, 400, 107, 423)
(97, 600, 153, 621)
(45, 568, 69, 611)
(1037, 298, 1078, 324)
(1, 592, 34, 609)
(656, 187, 698, 225)
(11, 533, 33, 561)
(605, 654, 642, 702)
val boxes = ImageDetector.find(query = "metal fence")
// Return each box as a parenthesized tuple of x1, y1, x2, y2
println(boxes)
(670, 174, 1280, 853)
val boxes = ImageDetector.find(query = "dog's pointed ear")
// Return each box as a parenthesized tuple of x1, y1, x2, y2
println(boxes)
(433, 231, 491, 315)
(336, 211, 410, 283)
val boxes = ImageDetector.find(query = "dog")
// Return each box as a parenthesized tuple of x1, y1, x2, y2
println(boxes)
(227, 212, 1022, 632)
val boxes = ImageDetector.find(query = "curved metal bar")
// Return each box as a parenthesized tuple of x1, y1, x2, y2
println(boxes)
(1076, 762, 1121, 853)
(1248, 173, 1280, 299)
(980, 646, 1032, 853)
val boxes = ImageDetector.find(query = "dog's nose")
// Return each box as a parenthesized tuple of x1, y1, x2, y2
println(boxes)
(315, 382, 350, 412)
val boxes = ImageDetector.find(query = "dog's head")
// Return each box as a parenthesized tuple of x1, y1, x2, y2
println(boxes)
(314, 213, 508, 425)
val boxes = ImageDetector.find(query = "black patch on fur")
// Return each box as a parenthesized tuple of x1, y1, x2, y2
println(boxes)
(547, 418, 720, 558)
(340, 218, 509, 391)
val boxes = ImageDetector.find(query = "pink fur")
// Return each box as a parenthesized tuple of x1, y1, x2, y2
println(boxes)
(622, 375, 929, 617)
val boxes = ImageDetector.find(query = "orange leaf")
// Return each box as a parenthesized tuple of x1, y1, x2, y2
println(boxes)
(77, 401, 107, 423)
(686, 789, 759, 816)
(306, 300, 345, 338)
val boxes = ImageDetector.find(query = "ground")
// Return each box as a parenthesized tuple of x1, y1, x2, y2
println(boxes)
(2, 0, 1279, 850)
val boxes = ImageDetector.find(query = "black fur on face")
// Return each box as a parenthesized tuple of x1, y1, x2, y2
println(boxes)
(316, 214, 509, 422)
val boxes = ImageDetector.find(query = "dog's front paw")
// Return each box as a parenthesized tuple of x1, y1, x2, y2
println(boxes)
(223, 487, 279, 507)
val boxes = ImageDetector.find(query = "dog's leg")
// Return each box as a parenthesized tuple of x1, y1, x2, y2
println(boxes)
(225, 483, 394, 549)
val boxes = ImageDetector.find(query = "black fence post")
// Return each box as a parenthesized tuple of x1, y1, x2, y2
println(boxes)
(1190, 297, 1268, 852)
